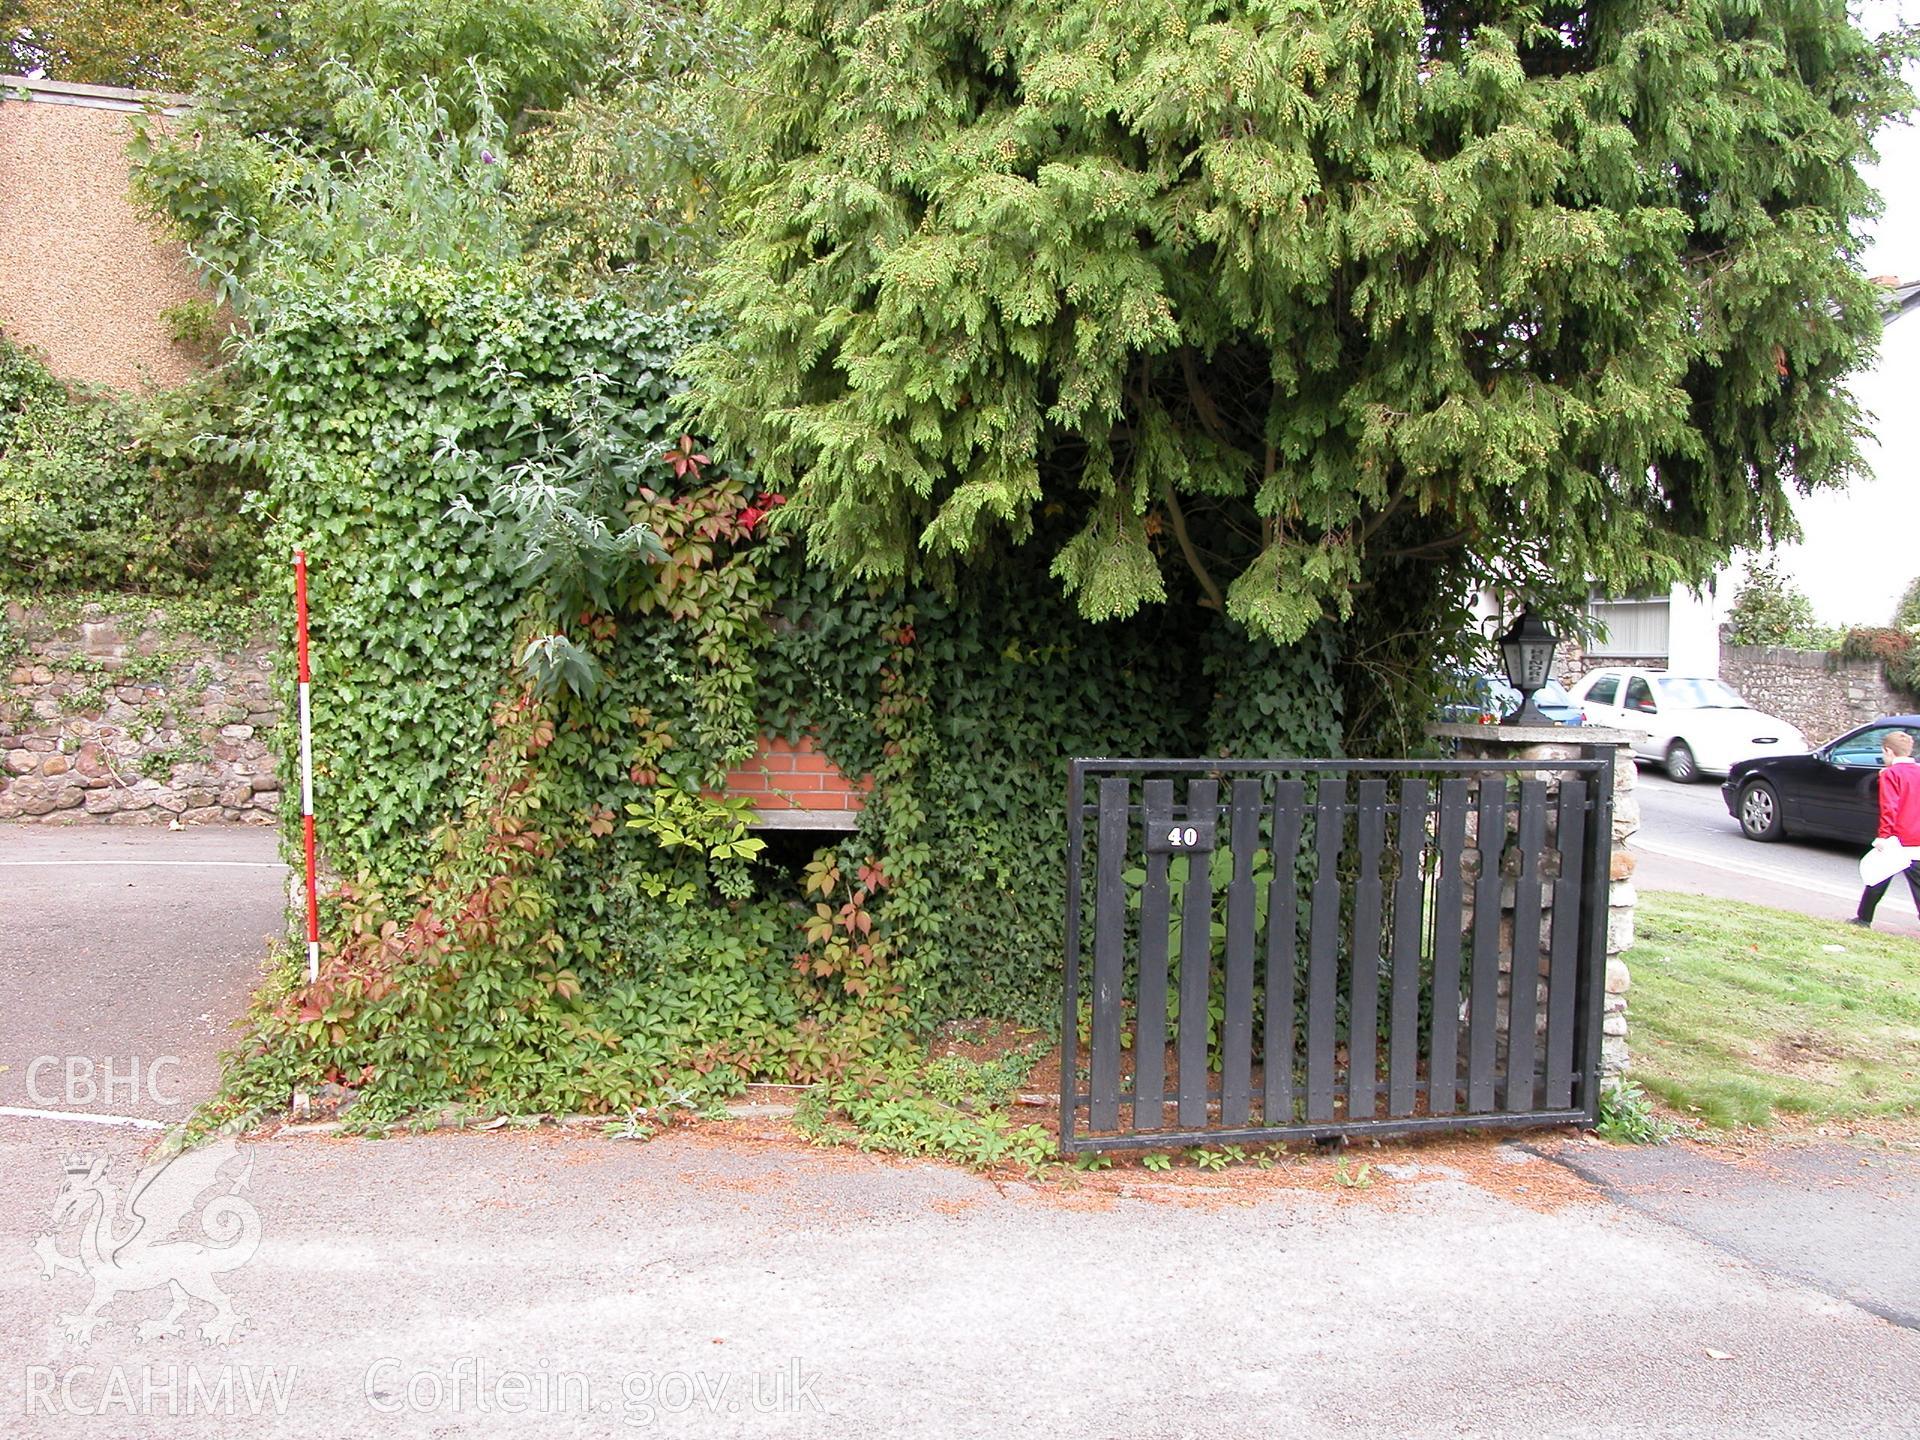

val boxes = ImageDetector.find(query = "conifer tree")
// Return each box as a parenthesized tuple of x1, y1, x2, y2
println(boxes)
(690, 0, 1915, 656)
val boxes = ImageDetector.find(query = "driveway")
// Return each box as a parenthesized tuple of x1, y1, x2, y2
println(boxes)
(2, 823, 1918, 1438)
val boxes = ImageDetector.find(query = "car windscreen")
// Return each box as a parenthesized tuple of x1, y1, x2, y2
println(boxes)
(1654, 677, 1747, 709)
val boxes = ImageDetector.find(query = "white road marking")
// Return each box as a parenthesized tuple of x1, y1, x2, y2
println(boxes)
(0, 1106, 169, 1130)
(0, 859, 287, 869)
(1631, 835, 1860, 901)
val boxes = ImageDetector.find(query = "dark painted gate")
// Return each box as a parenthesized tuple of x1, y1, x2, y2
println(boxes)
(1060, 756, 1615, 1153)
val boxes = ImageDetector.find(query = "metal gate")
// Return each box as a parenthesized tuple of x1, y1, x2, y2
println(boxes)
(1060, 756, 1615, 1153)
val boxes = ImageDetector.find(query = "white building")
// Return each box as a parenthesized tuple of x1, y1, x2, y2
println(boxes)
(1577, 279, 1920, 678)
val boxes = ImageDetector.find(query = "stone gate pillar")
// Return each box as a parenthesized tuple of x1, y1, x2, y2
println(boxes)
(1428, 723, 1639, 1082)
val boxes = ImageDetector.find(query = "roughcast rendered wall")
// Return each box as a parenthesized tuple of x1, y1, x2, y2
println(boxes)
(0, 78, 207, 391)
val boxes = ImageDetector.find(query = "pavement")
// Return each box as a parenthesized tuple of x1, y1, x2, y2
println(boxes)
(2, 824, 1919, 1438)
(1628, 766, 1920, 937)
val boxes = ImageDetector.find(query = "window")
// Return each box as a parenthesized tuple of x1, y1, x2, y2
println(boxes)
(1584, 674, 1619, 705)
(1653, 677, 1746, 710)
(1624, 676, 1656, 713)
(1587, 588, 1671, 658)
(1830, 727, 1920, 766)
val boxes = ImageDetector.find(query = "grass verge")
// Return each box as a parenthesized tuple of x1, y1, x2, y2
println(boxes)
(1624, 891, 1920, 1129)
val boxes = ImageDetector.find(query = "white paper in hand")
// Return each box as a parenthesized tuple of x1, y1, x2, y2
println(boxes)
(1859, 839, 1910, 887)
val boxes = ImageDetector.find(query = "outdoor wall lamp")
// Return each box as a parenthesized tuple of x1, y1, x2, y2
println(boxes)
(1499, 608, 1560, 725)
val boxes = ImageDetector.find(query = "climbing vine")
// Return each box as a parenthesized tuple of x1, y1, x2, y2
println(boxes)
(198, 262, 1350, 1130)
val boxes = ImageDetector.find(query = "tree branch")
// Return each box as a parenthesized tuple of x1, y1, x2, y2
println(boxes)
(1180, 346, 1228, 441)
(1160, 479, 1226, 612)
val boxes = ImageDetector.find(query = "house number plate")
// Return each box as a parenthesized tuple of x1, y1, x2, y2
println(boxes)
(1145, 819, 1216, 854)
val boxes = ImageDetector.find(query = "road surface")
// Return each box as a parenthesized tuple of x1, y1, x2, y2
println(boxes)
(1628, 763, 1920, 936)
(4, 826, 1919, 1438)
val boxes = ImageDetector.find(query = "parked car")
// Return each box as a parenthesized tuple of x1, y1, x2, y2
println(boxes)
(1722, 715, 1920, 843)
(1568, 667, 1806, 782)
(1437, 673, 1585, 726)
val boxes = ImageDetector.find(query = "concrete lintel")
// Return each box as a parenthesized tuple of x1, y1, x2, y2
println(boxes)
(747, 809, 863, 831)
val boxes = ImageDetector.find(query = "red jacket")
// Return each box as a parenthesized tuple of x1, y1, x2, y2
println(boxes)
(1878, 760, 1920, 844)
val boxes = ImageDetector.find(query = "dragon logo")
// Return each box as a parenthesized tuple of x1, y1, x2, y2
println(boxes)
(32, 1139, 261, 1346)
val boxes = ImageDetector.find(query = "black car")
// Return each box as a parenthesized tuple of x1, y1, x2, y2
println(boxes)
(1721, 715, 1920, 843)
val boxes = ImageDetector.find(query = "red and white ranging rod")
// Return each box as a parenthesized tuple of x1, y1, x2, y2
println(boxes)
(294, 550, 320, 983)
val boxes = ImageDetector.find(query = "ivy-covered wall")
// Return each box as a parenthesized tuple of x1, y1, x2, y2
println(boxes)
(210, 266, 1346, 1125)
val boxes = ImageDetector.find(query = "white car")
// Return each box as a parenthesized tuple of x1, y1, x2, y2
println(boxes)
(1568, 667, 1807, 782)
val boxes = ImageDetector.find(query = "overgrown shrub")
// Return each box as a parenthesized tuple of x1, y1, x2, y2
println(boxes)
(190, 260, 1348, 1128)
(1841, 625, 1920, 697)
(0, 340, 255, 593)
(1893, 577, 1920, 632)
(1726, 556, 1827, 649)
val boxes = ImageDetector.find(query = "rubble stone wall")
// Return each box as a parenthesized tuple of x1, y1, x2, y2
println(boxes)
(1, 601, 279, 825)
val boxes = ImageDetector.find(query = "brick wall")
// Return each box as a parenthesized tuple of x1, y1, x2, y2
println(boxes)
(722, 733, 870, 822)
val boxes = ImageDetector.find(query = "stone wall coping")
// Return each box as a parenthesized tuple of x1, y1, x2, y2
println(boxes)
(1, 73, 189, 115)
(1427, 722, 1639, 746)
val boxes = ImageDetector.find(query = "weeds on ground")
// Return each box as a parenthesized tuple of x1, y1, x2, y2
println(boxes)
(1596, 1080, 1676, 1145)
(794, 1045, 1053, 1173)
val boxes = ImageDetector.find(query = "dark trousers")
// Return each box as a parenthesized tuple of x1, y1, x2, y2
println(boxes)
(1856, 859, 1920, 923)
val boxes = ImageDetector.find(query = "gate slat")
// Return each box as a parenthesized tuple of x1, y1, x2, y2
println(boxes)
(1505, 780, 1549, 1112)
(1262, 780, 1307, 1126)
(1133, 780, 1175, 1130)
(1543, 778, 1588, 1109)
(1089, 777, 1131, 1132)
(1428, 779, 1471, 1116)
(1220, 779, 1262, 1128)
(1387, 779, 1430, 1116)
(1347, 780, 1388, 1120)
(1465, 779, 1506, 1113)
(1305, 777, 1346, 1124)
(1175, 779, 1219, 1129)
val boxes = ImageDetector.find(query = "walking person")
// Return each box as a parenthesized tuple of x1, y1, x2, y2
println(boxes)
(1852, 730, 1920, 927)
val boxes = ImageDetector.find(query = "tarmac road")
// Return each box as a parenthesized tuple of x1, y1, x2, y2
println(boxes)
(0, 825, 285, 1124)
(1628, 765, 1920, 936)
(2, 823, 1919, 1438)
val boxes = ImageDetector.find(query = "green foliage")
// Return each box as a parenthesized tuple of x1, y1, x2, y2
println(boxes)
(690, 0, 1916, 655)
(135, 73, 523, 316)
(1596, 1080, 1675, 1145)
(1892, 577, 1920, 632)
(236, 270, 709, 881)
(0, 339, 255, 593)
(1839, 626, 1920, 697)
(128, 1, 728, 308)
(7, 0, 244, 87)
(511, 0, 748, 297)
(793, 1049, 1053, 1173)
(1725, 554, 1821, 648)
(1332, 1158, 1375, 1189)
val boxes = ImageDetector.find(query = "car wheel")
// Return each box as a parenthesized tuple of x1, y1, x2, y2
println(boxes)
(1666, 740, 1700, 784)
(1738, 780, 1784, 841)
